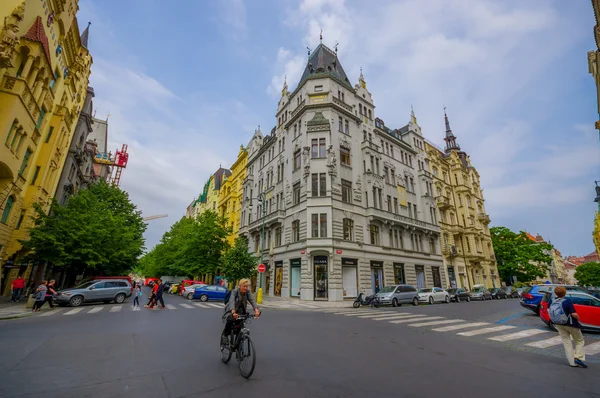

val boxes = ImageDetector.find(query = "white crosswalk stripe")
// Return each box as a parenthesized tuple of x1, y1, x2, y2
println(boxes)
(166, 304, 177, 310)
(432, 322, 489, 332)
(39, 309, 64, 316)
(206, 303, 222, 308)
(356, 313, 410, 318)
(373, 314, 428, 321)
(132, 306, 141, 312)
(585, 341, 600, 355)
(193, 303, 210, 308)
(64, 308, 84, 315)
(110, 306, 122, 312)
(390, 316, 445, 324)
(457, 326, 516, 336)
(180, 303, 194, 309)
(525, 336, 564, 348)
(88, 307, 103, 314)
(488, 329, 547, 342)
(409, 319, 464, 327)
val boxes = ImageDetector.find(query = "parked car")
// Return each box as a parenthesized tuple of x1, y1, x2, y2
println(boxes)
(417, 287, 450, 304)
(470, 287, 492, 301)
(520, 284, 589, 314)
(144, 278, 159, 286)
(183, 284, 206, 299)
(539, 291, 600, 332)
(489, 288, 508, 299)
(447, 288, 471, 302)
(375, 284, 420, 307)
(193, 285, 229, 302)
(502, 286, 520, 298)
(179, 280, 205, 295)
(54, 279, 132, 307)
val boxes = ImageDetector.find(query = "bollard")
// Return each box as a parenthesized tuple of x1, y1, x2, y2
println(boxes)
(257, 287, 263, 304)
(26, 294, 35, 309)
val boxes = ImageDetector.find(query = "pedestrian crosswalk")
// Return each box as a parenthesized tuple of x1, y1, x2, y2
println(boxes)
(33, 301, 224, 317)
(324, 309, 600, 356)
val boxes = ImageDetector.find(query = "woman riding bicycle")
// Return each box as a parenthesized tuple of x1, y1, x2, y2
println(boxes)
(222, 279, 260, 345)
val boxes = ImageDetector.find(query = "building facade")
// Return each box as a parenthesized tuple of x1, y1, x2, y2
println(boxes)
(54, 85, 96, 204)
(239, 43, 445, 301)
(217, 145, 247, 246)
(187, 167, 232, 219)
(425, 114, 500, 289)
(88, 116, 112, 182)
(0, 0, 92, 295)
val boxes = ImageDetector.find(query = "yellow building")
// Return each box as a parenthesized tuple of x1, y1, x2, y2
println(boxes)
(0, 0, 92, 294)
(217, 145, 247, 246)
(187, 167, 231, 219)
(425, 111, 500, 289)
(590, 1, 600, 256)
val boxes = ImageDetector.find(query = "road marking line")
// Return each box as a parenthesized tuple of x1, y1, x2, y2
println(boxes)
(390, 316, 445, 324)
(206, 303, 222, 308)
(356, 313, 410, 318)
(488, 329, 548, 342)
(525, 336, 564, 348)
(373, 314, 428, 321)
(294, 303, 319, 308)
(132, 306, 141, 312)
(409, 319, 464, 327)
(88, 307, 104, 314)
(585, 341, 600, 355)
(166, 304, 177, 310)
(193, 303, 210, 308)
(63, 308, 84, 315)
(180, 303, 194, 309)
(39, 309, 64, 316)
(457, 325, 516, 336)
(432, 322, 489, 332)
(110, 306, 122, 313)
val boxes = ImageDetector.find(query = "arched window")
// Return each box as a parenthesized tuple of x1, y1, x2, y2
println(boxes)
(1, 195, 15, 224)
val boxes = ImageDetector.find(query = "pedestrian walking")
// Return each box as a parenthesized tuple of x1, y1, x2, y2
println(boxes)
(149, 279, 165, 309)
(145, 281, 157, 308)
(549, 286, 587, 368)
(41, 279, 57, 309)
(133, 284, 141, 307)
(32, 281, 48, 312)
(10, 276, 25, 302)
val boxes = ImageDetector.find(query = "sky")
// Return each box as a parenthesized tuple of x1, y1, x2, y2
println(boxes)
(76, 0, 600, 257)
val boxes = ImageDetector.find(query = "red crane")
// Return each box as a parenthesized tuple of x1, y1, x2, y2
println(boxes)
(110, 144, 129, 187)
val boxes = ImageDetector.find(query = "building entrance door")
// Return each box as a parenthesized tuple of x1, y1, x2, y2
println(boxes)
(274, 262, 283, 296)
(432, 267, 442, 288)
(314, 256, 328, 300)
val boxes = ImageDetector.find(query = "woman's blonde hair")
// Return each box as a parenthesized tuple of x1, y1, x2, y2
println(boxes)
(238, 278, 250, 288)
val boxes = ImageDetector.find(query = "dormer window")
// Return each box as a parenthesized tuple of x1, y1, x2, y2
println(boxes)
(315, 85, 323, 92)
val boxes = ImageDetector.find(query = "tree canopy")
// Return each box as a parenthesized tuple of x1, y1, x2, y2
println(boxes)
(574, 262, 600, 287)
(221, 236, 257, 283)
(138, 210, 231, 278)
(22, 181, 146, 276)
(490, 226, 553, 283)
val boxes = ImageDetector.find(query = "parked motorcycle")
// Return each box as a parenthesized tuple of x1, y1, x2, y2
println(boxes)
(353, 292, 381, 308)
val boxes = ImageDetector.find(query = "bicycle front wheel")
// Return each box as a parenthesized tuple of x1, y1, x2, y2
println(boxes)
(237, 336, 256, 378)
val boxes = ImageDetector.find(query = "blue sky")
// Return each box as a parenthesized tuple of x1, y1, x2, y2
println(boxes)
(77, 0, 600, 257)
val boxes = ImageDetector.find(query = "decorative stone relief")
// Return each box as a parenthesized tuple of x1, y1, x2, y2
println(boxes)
(0, 2, 25, 68)
(326, 145, 337, 176)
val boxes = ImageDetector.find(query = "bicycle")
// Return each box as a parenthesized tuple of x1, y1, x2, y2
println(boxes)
(220, 313, 259, 378)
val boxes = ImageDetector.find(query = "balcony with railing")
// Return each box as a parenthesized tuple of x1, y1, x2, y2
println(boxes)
(332, 96, 353, 113)
(477, 212, 491, 224)
(361, 140, 380, 153)
(248, 209, 286, 231)
(290, 99, 306, 118)
(441, 245, 459, 257)
(436, 195, 453, 210)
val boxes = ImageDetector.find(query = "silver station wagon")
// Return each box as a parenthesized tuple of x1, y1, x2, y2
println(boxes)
(54, 279, 132, 307)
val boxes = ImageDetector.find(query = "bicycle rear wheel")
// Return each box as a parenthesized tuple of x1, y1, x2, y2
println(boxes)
(220, 335, 232, 364)
(237, 335, 256, 378)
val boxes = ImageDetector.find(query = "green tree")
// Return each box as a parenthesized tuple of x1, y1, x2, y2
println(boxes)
(490, 226, 553, 284)
(22, 181, 146, 276)
(221, 236, 257, 283)
(574, 262, 600, 287)
(138, 210, 231, 278)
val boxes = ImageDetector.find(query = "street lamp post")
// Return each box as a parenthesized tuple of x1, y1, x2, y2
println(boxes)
(258, 192, 266, 291)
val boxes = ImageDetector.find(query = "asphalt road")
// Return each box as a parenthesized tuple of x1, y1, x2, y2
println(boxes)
(0, 293, 598, 398)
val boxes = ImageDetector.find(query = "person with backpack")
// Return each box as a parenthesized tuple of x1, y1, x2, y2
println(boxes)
(221, 279, 260, 346)
(133, 283, 142, 307)
(549, 286, 587, 368)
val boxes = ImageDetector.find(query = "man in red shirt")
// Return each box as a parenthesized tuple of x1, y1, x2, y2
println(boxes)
(11, 276, 25, 302)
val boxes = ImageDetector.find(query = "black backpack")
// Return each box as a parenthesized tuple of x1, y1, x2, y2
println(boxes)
(223, 289, 234, 305)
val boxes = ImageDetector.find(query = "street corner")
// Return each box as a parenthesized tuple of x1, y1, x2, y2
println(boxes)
(0, 310, 32, 320)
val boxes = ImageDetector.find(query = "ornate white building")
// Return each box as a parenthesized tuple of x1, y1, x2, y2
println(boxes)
(239, 43, 445, 301)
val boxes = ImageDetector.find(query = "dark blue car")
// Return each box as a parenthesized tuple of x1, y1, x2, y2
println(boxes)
(192, 285, 228, 302)
(520, 284, 589, 314)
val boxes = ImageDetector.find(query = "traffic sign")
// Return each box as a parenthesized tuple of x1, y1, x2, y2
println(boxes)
(258, 264, 266, 273)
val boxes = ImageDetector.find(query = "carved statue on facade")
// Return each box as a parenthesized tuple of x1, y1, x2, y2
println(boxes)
(302, 146, 310, 165)
(0, 2, 25, 68)
(326, 145, 337, 177)
(589, 50, 600, 116)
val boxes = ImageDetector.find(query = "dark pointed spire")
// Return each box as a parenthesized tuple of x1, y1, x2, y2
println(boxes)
(80, 21, 91, 49)
(443, 107, 460, 153)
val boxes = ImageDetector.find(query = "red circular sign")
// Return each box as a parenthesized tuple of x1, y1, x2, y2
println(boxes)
(257, 264, 266, 273)
(336, 250, 342, 254)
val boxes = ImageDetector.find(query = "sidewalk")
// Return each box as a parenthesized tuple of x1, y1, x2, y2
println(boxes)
(259, 295, 354, 309)
(0, 297, 32, 320)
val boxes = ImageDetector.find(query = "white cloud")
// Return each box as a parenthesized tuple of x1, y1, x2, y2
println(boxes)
(219, 0, 247, 39)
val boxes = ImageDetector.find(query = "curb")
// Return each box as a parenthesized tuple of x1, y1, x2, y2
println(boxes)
(0, 312, 32, 320)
